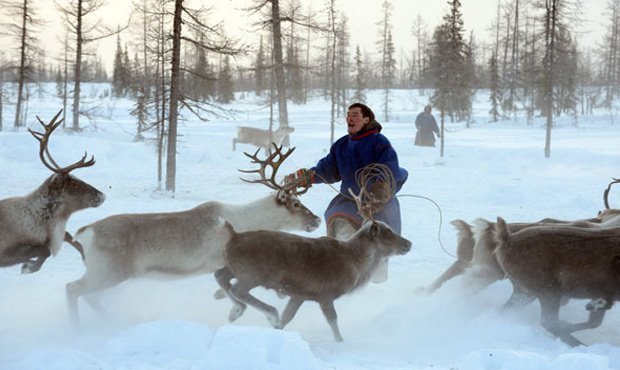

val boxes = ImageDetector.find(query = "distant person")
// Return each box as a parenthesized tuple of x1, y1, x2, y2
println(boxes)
(414, 105, 440, 147)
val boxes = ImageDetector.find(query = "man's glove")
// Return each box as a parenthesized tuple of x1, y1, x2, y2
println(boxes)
(362, 181, 392, 214)
(283, 168, 314, 189)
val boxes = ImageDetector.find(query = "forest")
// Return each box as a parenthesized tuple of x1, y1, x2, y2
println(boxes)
(0, 0, 616, 188)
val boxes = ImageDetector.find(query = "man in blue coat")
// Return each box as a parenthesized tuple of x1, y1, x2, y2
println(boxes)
(284, 103, 408, 281)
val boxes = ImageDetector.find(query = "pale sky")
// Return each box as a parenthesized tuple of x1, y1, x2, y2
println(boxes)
(15, 0, 613, 73)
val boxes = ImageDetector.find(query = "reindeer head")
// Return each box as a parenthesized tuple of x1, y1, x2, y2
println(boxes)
(349, 165, 411, 256)
(239, 144, 320, 232)
(29, 110, 105, 214)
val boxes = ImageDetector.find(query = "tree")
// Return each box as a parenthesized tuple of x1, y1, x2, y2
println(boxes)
(112, 34, 130, 97)
(0, 0, 41, 128)
(254, 36, 267, 96)
(537, 0, 581, 157)
(376, 0, 395, 122)
(0, 54, 4, 131)
(489, 52, 501, 122)
(602, 0, 620, 106)
(217, 55, 234, 103)
(165, 0, 242, 192)
(429, 0, 473, 125)
(410, 14, 429, 89)
(246, 0, 292, 145)
(352, 45, 367, 103)
(56, 0, 121, 130)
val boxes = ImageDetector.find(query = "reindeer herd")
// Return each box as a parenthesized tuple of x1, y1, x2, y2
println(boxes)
(2, 111, 620, 346)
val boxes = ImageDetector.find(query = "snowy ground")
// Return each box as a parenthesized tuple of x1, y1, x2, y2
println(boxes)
(1, 87, 620, 369)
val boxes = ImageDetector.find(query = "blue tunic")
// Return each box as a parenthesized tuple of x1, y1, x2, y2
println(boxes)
(310, 128, 408, 234)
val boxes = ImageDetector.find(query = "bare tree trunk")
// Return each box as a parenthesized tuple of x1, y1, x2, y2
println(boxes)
(270, 0, 290, 145)
(544, 0, 557, 158)
(605, 0, 620, 105)
(62, 33, 68, 127)
(13, 0, 28, 128)
(155, 6, 166, 190)
(71, 0, 83, 131)
(166, 0, 183, 192)
(329, 0, 336, 145)
(507, 0, 519, 115)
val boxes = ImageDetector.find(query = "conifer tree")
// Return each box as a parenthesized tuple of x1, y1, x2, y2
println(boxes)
(255, 36, 267, 96)
(217, 55, 234, 103)
(429, 0, 472, 123)
(489, 52, 501, 122)
(352, 45, 367, 103)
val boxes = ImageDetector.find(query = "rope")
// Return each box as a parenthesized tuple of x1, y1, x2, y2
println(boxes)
(313, 168, 454, 259)
(396, 193, 454, 258)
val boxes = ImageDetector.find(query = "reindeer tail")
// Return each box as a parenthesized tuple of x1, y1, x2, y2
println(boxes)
(64, 231, 85, 261)
(450, 219, 474, 262)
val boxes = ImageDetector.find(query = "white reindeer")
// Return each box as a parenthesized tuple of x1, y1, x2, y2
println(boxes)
(232, 125, 294, 154)
(66, 145, 321, 326)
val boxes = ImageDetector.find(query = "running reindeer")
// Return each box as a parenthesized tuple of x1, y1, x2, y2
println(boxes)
(215, 164, 411, 342)
(65, 144, 321, 326)
(494, 216, 620, 346)
(428, 178, 620, 298)
(0, 110, 105, 273)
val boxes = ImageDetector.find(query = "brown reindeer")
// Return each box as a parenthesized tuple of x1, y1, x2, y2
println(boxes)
(214, 183, 411, 342)
(0, 110, 105, 273)
(65, 144, 321, 326)
(428, 179, 620, 295)
(494, 217, 620, 346)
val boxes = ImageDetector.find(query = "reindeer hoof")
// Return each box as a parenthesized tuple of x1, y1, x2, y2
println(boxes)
(228, 304, 246, 322)
(21, 262, 38, 274)
(213, 288, 227, 300)
(267, 312, 280, 328)
(586, 298, 609, 312)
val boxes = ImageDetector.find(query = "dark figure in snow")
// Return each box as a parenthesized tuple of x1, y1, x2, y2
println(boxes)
(284, 102, 408, 282)
(414, 105, 440, 147)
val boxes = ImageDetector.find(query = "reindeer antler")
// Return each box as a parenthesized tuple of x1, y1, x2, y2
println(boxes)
(603, 178, 620, 209)
(239, 143, 295, 191)
(28, 109, 95, 174)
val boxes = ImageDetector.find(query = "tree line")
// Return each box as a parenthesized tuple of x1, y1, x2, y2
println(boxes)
(0, 0, 615, 188)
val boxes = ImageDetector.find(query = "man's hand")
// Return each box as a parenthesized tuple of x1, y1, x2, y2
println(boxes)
(283, 168, 314, 189)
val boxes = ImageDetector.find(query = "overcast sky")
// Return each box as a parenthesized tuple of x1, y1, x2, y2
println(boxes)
(23, 0, 612, 72)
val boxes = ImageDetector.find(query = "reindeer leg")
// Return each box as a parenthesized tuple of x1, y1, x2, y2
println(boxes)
(21, 246, 51, 273)
(539, 295, 584, 347)
(502, 282, 535, 310)
(66, 272, 129, 328)
(278, 296, 304, 329)
(428, 260, 469, 292)
(230, 282, 280, 328)
(214, 267, 247, 322)
(319, 300, 343, 342)
(0, 244, 45, 269)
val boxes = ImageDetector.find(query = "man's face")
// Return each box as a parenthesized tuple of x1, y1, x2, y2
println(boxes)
(346, 107, 369, 134)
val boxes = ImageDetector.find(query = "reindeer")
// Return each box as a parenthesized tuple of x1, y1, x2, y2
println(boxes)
(65, 144, 321, 326)
(494, 217, 620, 347)
(0, 110, 105, 273)
(428, 179, 620, 295)
(232, 125, 294, 154)
(214, 176, 412, 342)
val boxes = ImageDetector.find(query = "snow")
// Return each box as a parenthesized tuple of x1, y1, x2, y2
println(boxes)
(1, 86, 620, 369)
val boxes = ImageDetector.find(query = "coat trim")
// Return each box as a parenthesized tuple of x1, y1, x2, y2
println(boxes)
(350, 129, 379, 141)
